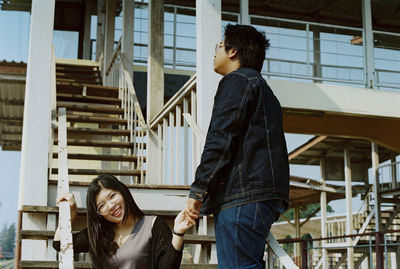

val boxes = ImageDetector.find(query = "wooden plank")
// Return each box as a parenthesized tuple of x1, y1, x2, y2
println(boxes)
(57, 107, 75, 268)
(52, 153, 143, 162)
(51, 168, 144, 176)
(56, 104, 124, 114)
(65, 115, 127, 125)
(20, 261, 92, 268)
(288, 135, 327, 161)
(54, 139, 135, 149)
(57, 94, 121, 105)
(266, 233, 299, 269)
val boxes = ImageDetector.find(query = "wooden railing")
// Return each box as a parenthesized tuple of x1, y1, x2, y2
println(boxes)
(149, 75, 197, 185)
(104, 40, 147, 183)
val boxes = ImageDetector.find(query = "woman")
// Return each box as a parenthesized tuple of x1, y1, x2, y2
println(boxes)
(53, 174, 195, 269)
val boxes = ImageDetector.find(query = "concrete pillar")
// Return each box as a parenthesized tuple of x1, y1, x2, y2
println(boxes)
(146, 0, 165, 183)
(103, 0, 115, 82)
(121, 0, 134, 82)
(320, 158, 328, 269)
(196, 0, 221, 151)
(239, 0, 250, 25)
(18, 0, 55, 260)
(344, 144, 354, 269)
(83, 0, 92, 60)
(362, 0, 375, 88)
(96, 0, 105, 62)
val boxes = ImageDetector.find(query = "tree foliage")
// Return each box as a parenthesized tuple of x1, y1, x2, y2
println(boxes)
(0, 223, 16, 258)
(282, 203, 334, 221)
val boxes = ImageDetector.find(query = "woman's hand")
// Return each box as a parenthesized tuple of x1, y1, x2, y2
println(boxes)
(56, 192, 78, 223)
(173, 209, 196, 234)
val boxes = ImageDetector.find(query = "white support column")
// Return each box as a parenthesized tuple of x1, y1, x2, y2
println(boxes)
(18, 0, 55, 260)
(122, 0, 134, 82)
(196, 0, 221, 153)
(371, 142, 381, 231)
(146, 0, 165, 183)
(96, 0, 105, 62)
(294, 206, 300, 263)
(103, 0, 115, 81)
(320, 158, 328, 269)
(83, 0, 92, 60)
(362, 0, 375, 89)
(239, 0, 250, 25)
(344, 144, 354, 269)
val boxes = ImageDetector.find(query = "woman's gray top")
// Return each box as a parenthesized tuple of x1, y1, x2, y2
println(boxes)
(110, 215, 155, 269)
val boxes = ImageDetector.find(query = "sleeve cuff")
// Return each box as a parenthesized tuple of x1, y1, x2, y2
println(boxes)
(189, 185, 207, 202)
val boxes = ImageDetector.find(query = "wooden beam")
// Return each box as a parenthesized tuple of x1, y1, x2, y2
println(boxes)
(289, 135, 327, 161)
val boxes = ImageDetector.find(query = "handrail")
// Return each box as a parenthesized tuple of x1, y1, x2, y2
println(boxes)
(105, 37, 122, 76)
(149, 75, 196, 128)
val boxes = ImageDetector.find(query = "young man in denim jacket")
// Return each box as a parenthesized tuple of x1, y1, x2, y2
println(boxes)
(185, 24, 290, 268)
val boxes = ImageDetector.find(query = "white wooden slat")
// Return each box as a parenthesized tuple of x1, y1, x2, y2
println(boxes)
(157, 124, 163, 185)
(183, 97, 189, 185)
(57, 107, 74, 269)
(163, 118, 168, 185)
(175, 106, 182, 185)
(46, 213, 57, 261)
(169, 112, 175, 185)
(190, 91, 197, 184)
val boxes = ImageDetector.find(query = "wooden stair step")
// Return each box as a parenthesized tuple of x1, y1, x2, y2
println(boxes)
(52, 153, 145, 162)
(20, 261, 92, 269)
(66, 115, 127, 126)
(56, 72, 101, 81)
(55, 67, 100, 76)
(20, 261, 217, 269)
(57, 93, 121, 105)
(21, 205, 181, 217)
(56, 78, 102, 85)
(51, 168, 144, 176)
(56, 82, 119, 98)
(54, 139, 137, 149)
(20, 230, 215, 244)
(55, 127, 141, 136)
(56, 104, 124, 114)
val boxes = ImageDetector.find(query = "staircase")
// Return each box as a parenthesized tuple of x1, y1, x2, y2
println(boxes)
(17, 61, 217, 269)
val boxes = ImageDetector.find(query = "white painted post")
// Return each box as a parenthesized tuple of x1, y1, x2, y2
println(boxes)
(362, 0, 375, 89)
(103, 0, 115, 83)
(344, 145, 354, 269)
(239, 0, 250, 25)
(96, 0, 105, 62)
(83, 0, 92, 60)
(196, 0, 221, 152)
(371, 142, 381, 231)
(18, 5, 55, 260)
(294, 206, 300, 262)
(146, 0, 165, 184)
(122, 0, 134, 83)
(320, 159, 328, 269)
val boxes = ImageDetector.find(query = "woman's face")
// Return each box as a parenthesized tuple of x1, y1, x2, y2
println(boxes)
(95, 187, 126, 224)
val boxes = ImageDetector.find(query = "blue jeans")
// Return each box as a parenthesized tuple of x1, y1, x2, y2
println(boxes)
(214, 200, 285, 269)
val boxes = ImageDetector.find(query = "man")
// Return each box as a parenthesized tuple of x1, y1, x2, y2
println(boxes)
(185, 24, 290, 268)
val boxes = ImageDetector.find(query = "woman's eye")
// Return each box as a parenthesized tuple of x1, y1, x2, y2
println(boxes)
(110, 193, 115, 198)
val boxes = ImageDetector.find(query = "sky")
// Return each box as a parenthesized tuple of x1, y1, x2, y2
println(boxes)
(0, 8, 368, 229)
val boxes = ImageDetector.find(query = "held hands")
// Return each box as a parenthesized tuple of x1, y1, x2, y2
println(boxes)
(174, 209, 196, 234)
(56, 192, 78, 223)
(184, 198, 202, 220)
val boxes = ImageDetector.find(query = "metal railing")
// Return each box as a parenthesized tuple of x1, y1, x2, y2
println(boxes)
(378, 160, 400, 193)
(105, 39, 147, 184)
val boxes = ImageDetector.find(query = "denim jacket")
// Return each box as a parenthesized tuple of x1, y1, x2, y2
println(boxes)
(189, 67, 290, 214)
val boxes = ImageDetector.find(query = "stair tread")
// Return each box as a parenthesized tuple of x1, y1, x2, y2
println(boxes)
(55, 127, 144, 136)
(20, 261, 217, 269)
(57, 93, 121, 105)
(51, 168, 145, 176)
(56, 82, 119, 98)
(52, 153, 145, 162)
(54, 139, 136, 148)
(57, 103, 124, 114)
(65, 115, 127, 125)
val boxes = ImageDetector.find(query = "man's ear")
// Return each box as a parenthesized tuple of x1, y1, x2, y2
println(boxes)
(227, 48, 238, 60)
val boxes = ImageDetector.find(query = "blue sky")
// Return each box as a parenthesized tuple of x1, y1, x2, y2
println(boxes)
(0, 9, 366, 229)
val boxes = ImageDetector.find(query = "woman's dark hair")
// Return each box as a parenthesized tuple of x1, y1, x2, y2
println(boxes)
(86, 174, 144, 269)
(223, 24, 270, 72)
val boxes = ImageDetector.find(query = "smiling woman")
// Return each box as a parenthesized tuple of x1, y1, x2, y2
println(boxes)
(53, 174, 195, 269)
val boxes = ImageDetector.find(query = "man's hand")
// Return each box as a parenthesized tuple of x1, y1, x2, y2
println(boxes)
(185, 198, 203, 220)
(56, 192, 78, 223)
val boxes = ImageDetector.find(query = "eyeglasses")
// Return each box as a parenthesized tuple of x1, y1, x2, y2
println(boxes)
(96, 191, 119, 215)
(215, 42, 225, 53)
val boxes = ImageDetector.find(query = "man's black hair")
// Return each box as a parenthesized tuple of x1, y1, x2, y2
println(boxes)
(224, 24, 270, 72)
